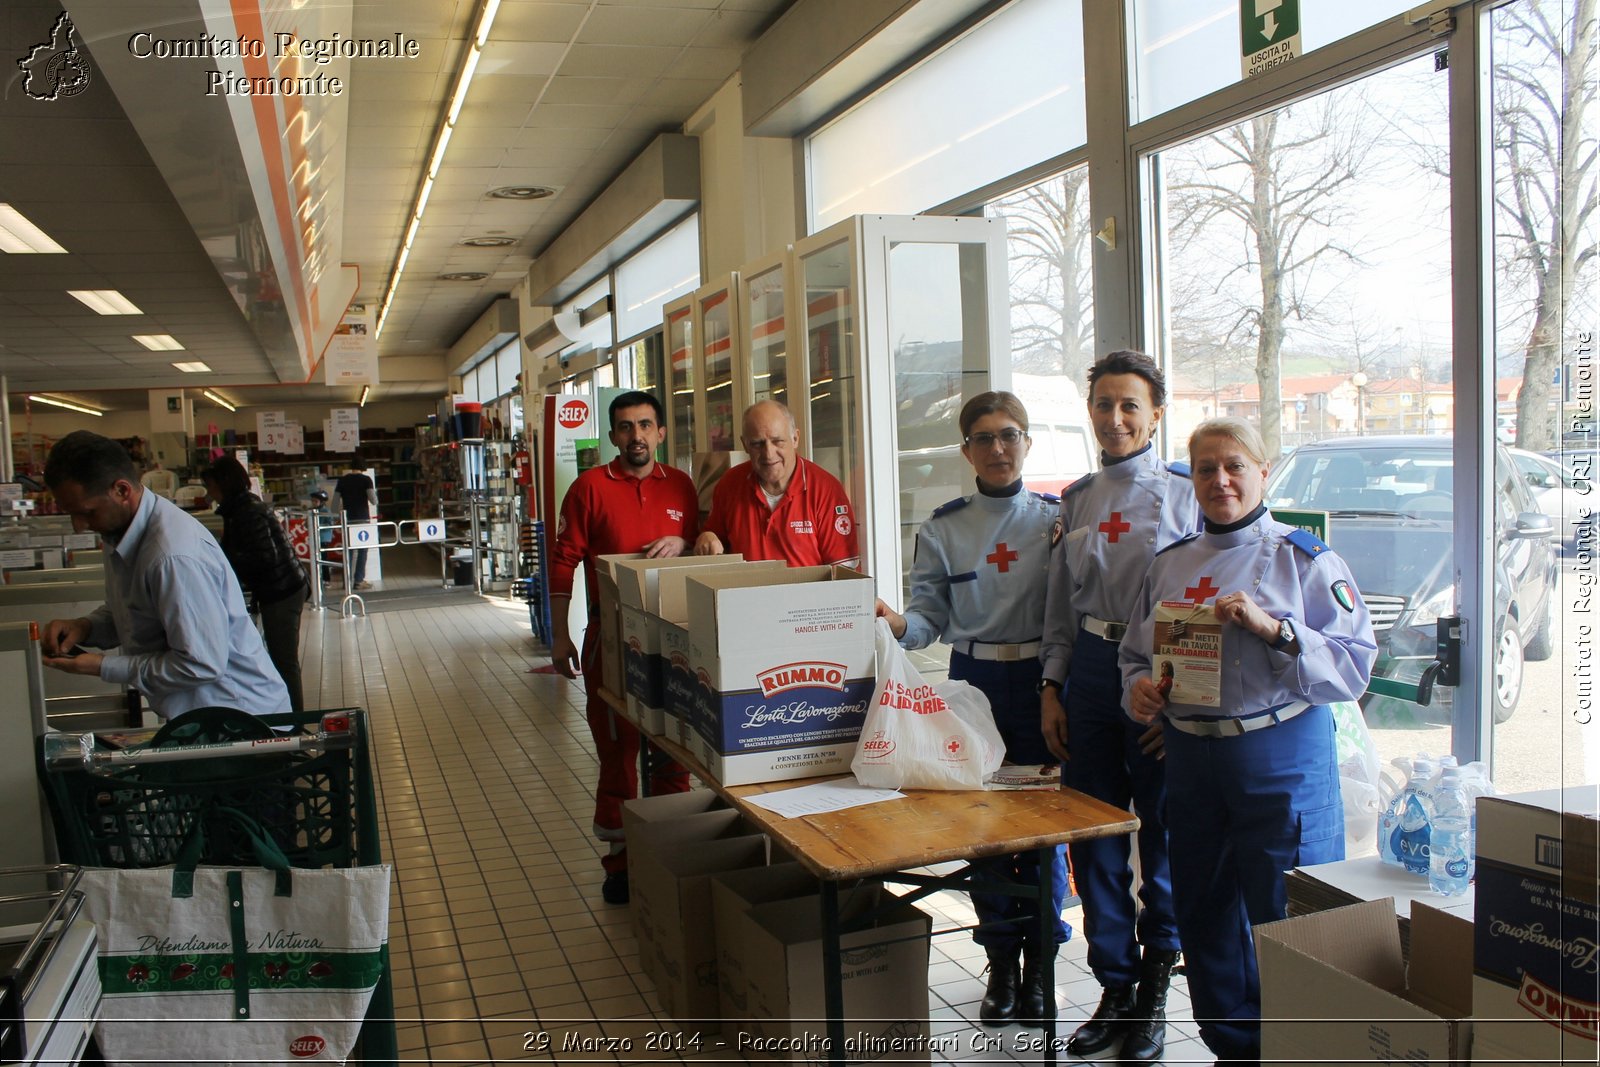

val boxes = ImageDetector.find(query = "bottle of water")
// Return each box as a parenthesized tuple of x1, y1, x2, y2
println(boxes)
(1429, 767, 1473, 895)
(1378, 757, 1413, 867)
(1393, 760, 1435, 876)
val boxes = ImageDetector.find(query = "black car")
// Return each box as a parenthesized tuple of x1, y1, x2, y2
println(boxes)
(1265, 436, 1557, 723)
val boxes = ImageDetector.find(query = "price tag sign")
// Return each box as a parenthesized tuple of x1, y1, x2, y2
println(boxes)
(0, 549, 34, 569)
(417, 519, 445, 543)
(257, 411, 287, 452)
(347, 523, 380, 548)
(284, 422, 305, 455)
(328, 407, 360, 453)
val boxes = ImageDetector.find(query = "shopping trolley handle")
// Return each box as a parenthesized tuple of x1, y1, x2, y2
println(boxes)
(43, 712, 358, 772)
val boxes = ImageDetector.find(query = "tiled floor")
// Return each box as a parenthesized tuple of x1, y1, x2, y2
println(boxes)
(305, 547, 1210, 1064)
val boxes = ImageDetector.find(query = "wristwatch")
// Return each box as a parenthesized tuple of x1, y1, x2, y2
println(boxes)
(1272, 618, 1296, 650)
(1037, 678, 1062, 695)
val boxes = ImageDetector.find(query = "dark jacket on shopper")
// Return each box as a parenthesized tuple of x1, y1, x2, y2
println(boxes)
(215, 492, 308, 610)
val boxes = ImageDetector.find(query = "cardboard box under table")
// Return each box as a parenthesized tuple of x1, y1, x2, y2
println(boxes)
(710, 862, 820, 1024)
(1257, 897, 1473, 1067)
(613, 555, 753, 735)
(685, 565, 874, 786)
(1472, 785, 1599, 1064)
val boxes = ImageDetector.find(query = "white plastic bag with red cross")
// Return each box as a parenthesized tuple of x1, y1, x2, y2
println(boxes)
(852, 618, 1005, 790)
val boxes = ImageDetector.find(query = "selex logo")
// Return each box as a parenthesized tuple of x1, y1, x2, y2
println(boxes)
(756, 661, 847, 698)
(289, 1034, 327, 1057)
(557, 399, 589, 429)
(858, 730, 894, 760)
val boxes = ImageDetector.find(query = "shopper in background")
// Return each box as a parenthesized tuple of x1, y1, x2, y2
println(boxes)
(875, 392, 1068, 1028)
(334, 463, 377, 590)
(692, 400, 858, 567)
(1039, 351, 1200, 1062)
(1120, 416, 1376, 1065)
(204, 456, 310, 714)
(549, 391, 697, 905)
(38, 431, 290, 720)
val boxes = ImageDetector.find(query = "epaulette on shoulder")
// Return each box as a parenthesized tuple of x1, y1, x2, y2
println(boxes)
(1284, 528, 1332, 560)
(1153, 531, 1201, 558)
(1061, 472, 1095, 498)
(930, 496, 969, 520)
(1030, 490, 1061, 505)
(1167, 460, 1191, 477)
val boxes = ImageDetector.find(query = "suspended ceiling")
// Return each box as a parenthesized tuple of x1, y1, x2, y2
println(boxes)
(0, 0, 791, 412)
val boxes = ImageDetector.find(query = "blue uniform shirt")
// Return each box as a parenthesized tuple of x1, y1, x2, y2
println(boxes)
(1118, 511, 1378, 720)
(1041, 447, 1202, 683)
(899, 484, 1058, 650)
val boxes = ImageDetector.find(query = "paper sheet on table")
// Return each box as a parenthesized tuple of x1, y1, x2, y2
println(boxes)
(742, 778, 905, 818)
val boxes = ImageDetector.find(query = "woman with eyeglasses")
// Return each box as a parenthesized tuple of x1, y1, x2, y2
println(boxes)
(1038, 350, 1201, 1063)
(876, 391, 1068, 1029)
(1119, 416, 1375, 1066)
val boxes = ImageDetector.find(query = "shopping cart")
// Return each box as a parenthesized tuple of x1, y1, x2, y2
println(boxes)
(35, 707, 396, 1066)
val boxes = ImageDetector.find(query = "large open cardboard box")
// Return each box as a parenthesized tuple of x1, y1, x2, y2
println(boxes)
(1472, 786, 1599, 1064)
(1257, 897, 1473, 1066)
(685, 565, 874, 786)
(710, 862, 821, 1023)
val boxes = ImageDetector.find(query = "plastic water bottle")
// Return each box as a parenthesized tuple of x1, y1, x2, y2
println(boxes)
(1429, 767, 1473, 895)
(1377, 757, 1413, 867)
(1393, 760, 1436, 876)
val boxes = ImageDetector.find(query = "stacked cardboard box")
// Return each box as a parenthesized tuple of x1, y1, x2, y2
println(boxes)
(685, 565, 875, 786)
(612, 555, 750, 734)
(1471, 786, 1599, 1064)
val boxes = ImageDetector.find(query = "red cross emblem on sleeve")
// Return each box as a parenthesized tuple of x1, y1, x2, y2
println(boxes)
(1184, 576, 1221, 604)
(1099, 512, 1131, 542)
(986, 543, 1019, 572)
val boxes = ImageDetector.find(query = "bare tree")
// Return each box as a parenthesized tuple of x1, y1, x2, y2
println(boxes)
(1166, 94, 1377, 458)
(1498, 0, 1598, 451)
(995, 170, 1095, 381)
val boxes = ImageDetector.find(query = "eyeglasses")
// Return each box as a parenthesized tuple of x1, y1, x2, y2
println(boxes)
(964, 428, 1027, 449)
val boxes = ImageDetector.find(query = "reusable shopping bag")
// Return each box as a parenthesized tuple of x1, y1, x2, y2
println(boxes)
(77, 811, 390, 1066)
(851, 618, 1005, 790)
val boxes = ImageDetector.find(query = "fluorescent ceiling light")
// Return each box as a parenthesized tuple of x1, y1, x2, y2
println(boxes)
(359, 384, 371, 408)
(67, 289, 144, 315)
(171, 361, 212, 373)
(0, 204, 67, 253)
(29, 394, 103, 416)
(133, 334, 185, 351)
(201, 389, 236, 411)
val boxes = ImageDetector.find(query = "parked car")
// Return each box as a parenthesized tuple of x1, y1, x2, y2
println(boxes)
(1265, 436, 1556, 723)
(1513, 446, 1597, 554)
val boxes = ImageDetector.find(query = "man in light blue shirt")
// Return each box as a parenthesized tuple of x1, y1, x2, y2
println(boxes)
(40, 431, 290, 720)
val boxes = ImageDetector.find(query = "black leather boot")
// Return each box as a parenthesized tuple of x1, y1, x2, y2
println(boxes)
(1016, 941, 1056, 1027)
(1065, 982, 1137, 1055)
(978, 949, 1021, 1026)
(1120, 948, 1181, 1063)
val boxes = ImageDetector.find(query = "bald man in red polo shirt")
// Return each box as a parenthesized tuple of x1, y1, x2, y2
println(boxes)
(693, 400, 859, 567)
(550, 390, 696, 905)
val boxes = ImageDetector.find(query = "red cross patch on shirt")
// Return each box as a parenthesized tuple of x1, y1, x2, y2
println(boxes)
(986, 543, 1019, 573)
(1099, 512, 1132, 542)
(1184, 576, 1220, 604)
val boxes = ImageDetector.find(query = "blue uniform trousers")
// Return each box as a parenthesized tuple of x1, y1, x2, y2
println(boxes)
(1063, 630, 1179, 987)
(948, 651, 1070, 954)
(1162, 704, 1344, 1064)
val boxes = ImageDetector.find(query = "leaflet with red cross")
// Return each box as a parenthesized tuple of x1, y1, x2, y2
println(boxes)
(1153, 600, 1222, 707)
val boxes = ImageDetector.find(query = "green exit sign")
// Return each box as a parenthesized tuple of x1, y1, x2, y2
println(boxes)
(1241, 0, 1302, 78)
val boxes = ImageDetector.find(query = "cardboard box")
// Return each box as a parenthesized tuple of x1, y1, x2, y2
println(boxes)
(1472, 786, 1599, 1063)
(710, 863, 821, 1023)
(620, 792, 744, 974)
(1257, 897, 1473, 1067)
(594, 552, 643, 700)
(685, 566, 875, 786)
(660, 620, 698, 746)
(738, 884, 932, 1065)
(633, 835, 768, 1030)
(612, 555, 750, 735)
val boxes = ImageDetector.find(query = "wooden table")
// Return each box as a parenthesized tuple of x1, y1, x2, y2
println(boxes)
(600, 688, 1140, 1064)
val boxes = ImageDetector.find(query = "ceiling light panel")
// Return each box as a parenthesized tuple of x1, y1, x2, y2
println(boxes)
(133, 334, 185, 351)
(0, 204, 67, 253)
(172, 361, 212, 372)
(67, 290, 144, 315)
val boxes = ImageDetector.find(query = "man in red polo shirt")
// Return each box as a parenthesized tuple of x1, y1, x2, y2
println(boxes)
(693, 400, 859, 567)
(550, 390, 697, 905)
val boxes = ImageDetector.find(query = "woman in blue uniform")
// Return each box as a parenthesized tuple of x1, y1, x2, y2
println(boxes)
(1120, 416, 1376, 1066)
(876, 391, 1067, 1028)
(1038, 350, 1201, 1063)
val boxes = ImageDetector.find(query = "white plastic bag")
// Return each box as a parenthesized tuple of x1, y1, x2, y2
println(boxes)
(852, 619, 1005, 790)
(1330, 700, 1384, 856)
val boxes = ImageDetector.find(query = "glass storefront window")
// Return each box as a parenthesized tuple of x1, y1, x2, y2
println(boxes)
(800, 240, 857, 485)
(746, 264, 789, 408)
(1151, 51, 1453, 779)
(615, 214, 700, 341)
(700, 288, 737, 451)
(666, 305, 695, 466)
